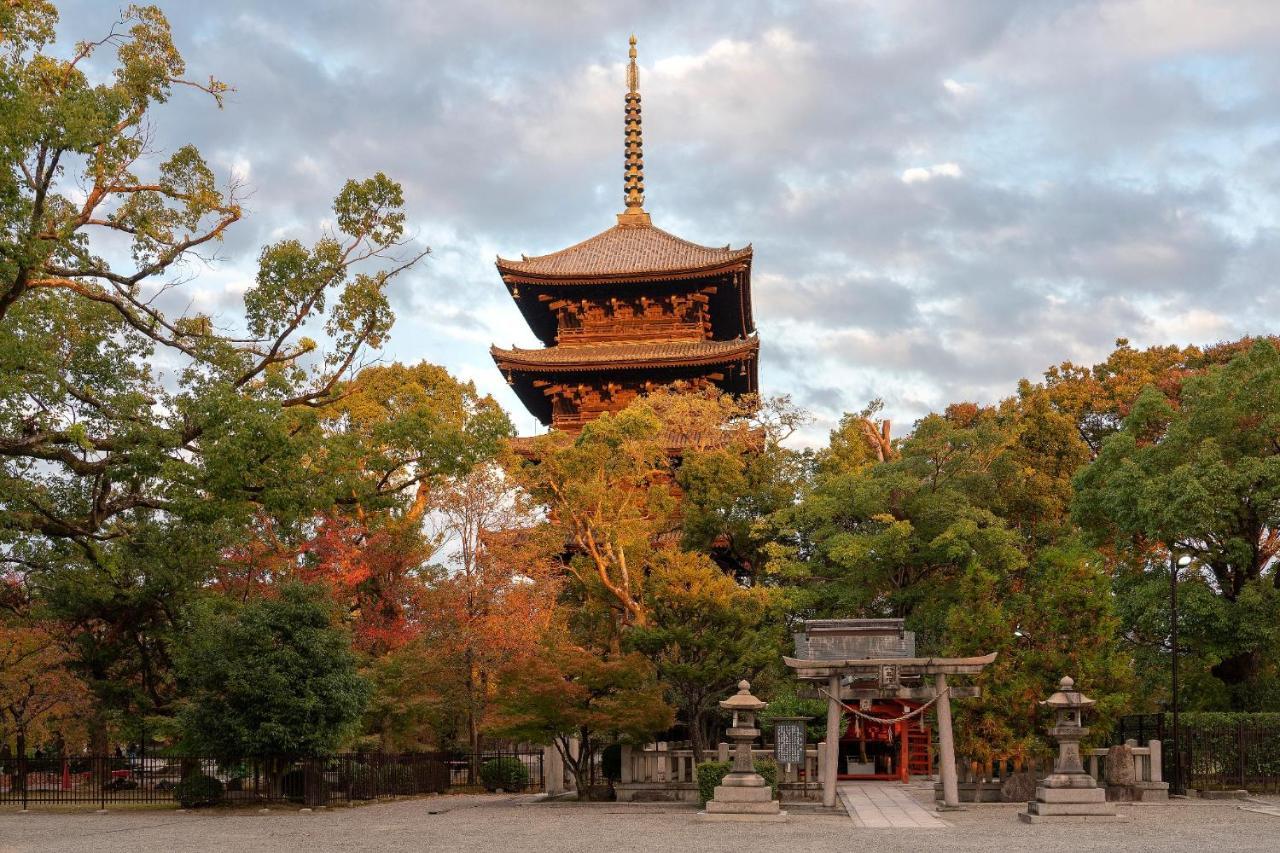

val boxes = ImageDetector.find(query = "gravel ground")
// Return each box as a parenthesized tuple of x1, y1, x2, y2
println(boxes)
(2, 789, 1279, 853)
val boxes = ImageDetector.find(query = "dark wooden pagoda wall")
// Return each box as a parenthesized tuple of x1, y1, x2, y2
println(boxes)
(551, 290, 713, 345)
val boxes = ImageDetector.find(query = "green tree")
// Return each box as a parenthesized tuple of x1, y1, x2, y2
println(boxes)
(1073, 341, 1280, 708)
(944, 541, 1130, 762)
(625, 549, 783, 761)
(769, 408, 1025, 646)
(173, 584, 369, 757)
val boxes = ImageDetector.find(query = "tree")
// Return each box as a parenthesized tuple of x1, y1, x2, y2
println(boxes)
(0, 618, 90, 754)
(360, 464, 562, 753)
(486, 636, 672, 799)
(1043, 337, 1268, 456)
(625, 549, 782, 761)
(417, 464, 560, 752)
(172, 583, 370, 757)
(1073, 340, 1280, 707)
(770, 408, 1026, 646)
(664, 389, 809, 583)
(943, 542, 1131, 762)
(513, 405, 673, 635)
(0, 3, 429, 748)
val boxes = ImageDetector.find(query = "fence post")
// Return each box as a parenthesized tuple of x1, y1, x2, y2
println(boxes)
(1238, 719, 1247, 790)
(19, 747, 27, 812)
(99, 755, 107, 811)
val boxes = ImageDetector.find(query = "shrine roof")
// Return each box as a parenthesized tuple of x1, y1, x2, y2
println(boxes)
(491, 336, 758, 372)
(496, 220, 752, 282)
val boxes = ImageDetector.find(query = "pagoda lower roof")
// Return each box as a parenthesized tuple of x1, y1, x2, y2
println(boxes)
(491, 337, 758, 372)
(496, 220, 752, 283)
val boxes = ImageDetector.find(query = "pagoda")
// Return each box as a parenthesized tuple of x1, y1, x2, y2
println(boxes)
(491, 37, 758, 432)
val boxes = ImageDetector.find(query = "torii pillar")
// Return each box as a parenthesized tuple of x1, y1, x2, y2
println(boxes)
(823, 674, 840, 808)
(935, 673, 960, 809)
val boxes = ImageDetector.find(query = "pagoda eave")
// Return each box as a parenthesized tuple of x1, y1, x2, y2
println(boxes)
(491, 337, 759, 373)
(495, 256, 751, 286)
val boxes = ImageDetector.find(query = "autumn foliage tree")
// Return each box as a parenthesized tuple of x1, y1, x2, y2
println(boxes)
(362, 465, 561, 752)
(0, 619, 90, 755)
(486, 634, 672, 799)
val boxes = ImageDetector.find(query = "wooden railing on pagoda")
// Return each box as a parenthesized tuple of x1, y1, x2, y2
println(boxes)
(556, 319, 707, 344)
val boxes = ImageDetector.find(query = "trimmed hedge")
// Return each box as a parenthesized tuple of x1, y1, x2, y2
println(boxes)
(1174, 712, 1280, 727)
(479, 757, 530, 792)
(173, 773, 224, 808)
(695, 758, 779, 805)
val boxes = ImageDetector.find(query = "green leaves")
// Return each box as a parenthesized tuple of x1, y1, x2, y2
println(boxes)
(173, 584, 371, 756)
(333, 172, 404, 246)
(1073, 340, 1280, 707)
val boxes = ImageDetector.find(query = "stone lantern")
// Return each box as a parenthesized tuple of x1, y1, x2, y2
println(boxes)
(1019, 676, 1120, 823)
(1044, 675, 1092, 781)
(699, 680, 787, 822)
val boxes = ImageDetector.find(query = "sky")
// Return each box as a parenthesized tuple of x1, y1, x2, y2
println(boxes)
(56, 0, 1280, 445)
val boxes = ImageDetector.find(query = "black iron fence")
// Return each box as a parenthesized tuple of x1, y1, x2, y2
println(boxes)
(1112, 714, 1280, 794)
(0, 750, 543, 809)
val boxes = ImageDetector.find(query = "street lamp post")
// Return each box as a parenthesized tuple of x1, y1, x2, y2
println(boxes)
(1170, 552, 1192, 795)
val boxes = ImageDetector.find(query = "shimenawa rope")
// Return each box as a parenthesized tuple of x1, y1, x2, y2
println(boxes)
(817, 685, 950, 725)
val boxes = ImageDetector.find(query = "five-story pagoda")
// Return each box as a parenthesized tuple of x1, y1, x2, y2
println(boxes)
(491, 37, 759, 432)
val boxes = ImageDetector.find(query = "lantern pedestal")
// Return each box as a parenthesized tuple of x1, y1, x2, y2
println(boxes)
(699, 681, 788, 823)
(1019, 677, 1122, 824)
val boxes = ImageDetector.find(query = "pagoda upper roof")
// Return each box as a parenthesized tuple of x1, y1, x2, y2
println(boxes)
(491, 336, 758, 372)
(496, 219, 752, 283)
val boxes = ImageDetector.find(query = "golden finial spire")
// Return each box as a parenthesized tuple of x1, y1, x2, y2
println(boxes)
(618, 33, 650, 225)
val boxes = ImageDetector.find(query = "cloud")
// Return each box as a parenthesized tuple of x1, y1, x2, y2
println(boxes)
(50, 0, 1280, 446)
(901, 163, 963, 184)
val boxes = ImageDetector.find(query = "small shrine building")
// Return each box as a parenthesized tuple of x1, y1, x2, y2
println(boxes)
(491, 37, 759, 431)
(785, 619, 995, 809)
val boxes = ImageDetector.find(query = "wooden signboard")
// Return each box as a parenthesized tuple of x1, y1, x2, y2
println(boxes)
(774, 719, 807, 766)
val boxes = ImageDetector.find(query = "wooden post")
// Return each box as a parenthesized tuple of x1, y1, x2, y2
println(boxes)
(898, 721, 908, 783)
(935, 673, 959, 809)
(824, 674, 840, 808)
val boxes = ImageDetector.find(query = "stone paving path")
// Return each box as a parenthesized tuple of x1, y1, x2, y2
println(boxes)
(838, 782, 948, 829)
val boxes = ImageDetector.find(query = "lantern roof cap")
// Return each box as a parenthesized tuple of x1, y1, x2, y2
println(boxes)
(1040, 675, 1096, 709)
(719, 679, 767, 712)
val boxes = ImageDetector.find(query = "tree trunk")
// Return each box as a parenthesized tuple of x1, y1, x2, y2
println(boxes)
(689, 711, 706, 764)
(559, 730, 596, 800)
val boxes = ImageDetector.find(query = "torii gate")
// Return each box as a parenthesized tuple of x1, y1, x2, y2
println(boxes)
(783, 652, 996, 810)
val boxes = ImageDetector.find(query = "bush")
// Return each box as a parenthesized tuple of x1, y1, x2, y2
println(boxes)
(695, 758, 779, 805)
(479, 757, 530, 792)
(172, 773, 224, 808)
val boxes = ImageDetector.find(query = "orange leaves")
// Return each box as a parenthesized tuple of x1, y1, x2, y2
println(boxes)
(0, 620, 91, 743)
(215, 511, 431, 656)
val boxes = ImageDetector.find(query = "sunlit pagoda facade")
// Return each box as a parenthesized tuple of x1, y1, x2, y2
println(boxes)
(491, 37, 759, 433)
